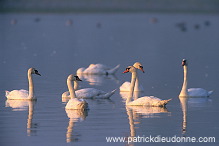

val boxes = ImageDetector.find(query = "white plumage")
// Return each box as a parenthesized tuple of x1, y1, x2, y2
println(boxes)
(179, 59, 213, 97)
(76, 63, 120, 75)
(123, 66, 171, 107)
(120, 62, 144, 92)
(64, 74, 89, 110)
(5, 68, 41, 100)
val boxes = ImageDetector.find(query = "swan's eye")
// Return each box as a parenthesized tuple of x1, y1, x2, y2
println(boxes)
(139, 66, 143, 69)
(126, 68, 130, 71)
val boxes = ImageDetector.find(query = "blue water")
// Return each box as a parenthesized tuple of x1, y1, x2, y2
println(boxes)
(0, 12, 219, 146)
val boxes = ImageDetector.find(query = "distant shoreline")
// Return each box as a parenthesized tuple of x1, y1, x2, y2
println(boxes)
(1, 0, 219, 14)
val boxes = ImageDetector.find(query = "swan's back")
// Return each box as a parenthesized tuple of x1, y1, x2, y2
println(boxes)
(65, 98, 88, 110)
(120, 82, 144, 92)
(188, 88, 213, 97)
(75, 88, 106, 98)
(127, 96, 171, 107)
(5, 89, 30, 100)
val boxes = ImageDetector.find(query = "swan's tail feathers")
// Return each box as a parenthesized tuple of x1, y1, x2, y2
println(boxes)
(159, 98, 172, 107)
(103, 89, 117, 99)
(107, 64, 120, 74)
(5, 90, 10, 98)
(208, 90, 213, 96)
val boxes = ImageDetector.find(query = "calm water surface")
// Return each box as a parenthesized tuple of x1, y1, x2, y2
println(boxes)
(0, 12, 219, 146)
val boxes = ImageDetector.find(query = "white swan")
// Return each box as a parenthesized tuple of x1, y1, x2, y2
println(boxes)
(76, 63, 120, 75)
(62, 76, 116, 99)
(65, 74, 89, 110)
(179, 59, 213, 97)
(120, 62, 144, 92)
(5, 68, 41, 100)
(123, 66, 171, 107)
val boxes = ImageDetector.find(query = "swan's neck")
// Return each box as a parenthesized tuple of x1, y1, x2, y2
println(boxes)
(67, 79, 76, 99)
(28, 71, 34, 99)
(180, 65, 188, 97)
(126, 71, 137, 104)
(74, 81, 79, 90)
(135, 74, 140, 91)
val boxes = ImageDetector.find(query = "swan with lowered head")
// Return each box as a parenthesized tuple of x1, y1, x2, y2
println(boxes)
(76, 63, 120, 75)
(179, 59, 213, 97)
(65, 74, 88, 110)
(120, 62, 144, 92)
(5, 68, 41, 100)
(62, 76, 116, 99)
(123, 66, 171, 107)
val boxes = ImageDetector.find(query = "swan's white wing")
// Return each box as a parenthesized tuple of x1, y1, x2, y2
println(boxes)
(120, 82, 144, 92)
(188, 88, 210, 97)
(75, 88, 106, 98)
(6, 89, 29, 100)
(62, 91, 70, 98)
(127, 96, 171, 107)
(65, 98, 88, 110)
(120, 82, 131, 91)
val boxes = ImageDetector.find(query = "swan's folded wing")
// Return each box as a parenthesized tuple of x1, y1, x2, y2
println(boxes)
(6, 89, 29, 99)
(75, 88, 105, 98)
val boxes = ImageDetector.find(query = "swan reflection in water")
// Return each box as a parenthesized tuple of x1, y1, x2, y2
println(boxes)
(125, 105, 170, 145)
(5, 100, 37, 136)
(65, 109, 88, 143)
(179, 96, 212, 135)
(77, 74, 119, 86)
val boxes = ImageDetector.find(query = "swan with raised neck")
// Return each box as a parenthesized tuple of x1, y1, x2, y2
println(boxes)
(123, 66, 171, 107)
(120, 62, 144, 92)
(5, 68, 41, 100)
(65, 74, 88, 110)
(179, 59, 213, 97)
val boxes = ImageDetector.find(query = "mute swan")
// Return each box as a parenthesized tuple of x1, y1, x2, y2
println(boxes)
(123, 66, 171, 107)
(76, 63, 120, 75)
(5, 68, 41, 100)
(65, 75, 89, 110)
(179, 59, 213, 97)
(62, 75, 116, 99)
(65, 74, 88, 110)
(120, 62, 144, 92)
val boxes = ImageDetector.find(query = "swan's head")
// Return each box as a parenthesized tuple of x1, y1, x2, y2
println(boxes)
(123, 66, 136, 73)
(68, 74, 82, 82)
(133, 62, 145, 73)
(29, 68, 41, 76)
(182, 59, 188, 66)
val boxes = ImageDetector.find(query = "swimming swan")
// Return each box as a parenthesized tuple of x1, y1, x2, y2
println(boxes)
(62, 76, 116, 99)
(120, 62, 144, 92)
(123, 66, 171, 107)
(179, 59, 213, 97)
(65, 74, 89, 110)
(76, 63, 120, 75)
(5, 68, 41, 100)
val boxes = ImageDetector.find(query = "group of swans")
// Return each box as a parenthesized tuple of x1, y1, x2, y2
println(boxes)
(122, 65, 171, 106)
(5, 59, 213, 110)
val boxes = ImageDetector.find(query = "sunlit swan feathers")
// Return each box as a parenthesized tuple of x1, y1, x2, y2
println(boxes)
(65, 74, 88, 110)
(5, 68, 41, 100)
(76, 63, 120, 75)
(120, 62, 144, 92)
(62, 75, 116, 99)
(123, 66, 171, 107)
(179, 59, 213, 97)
